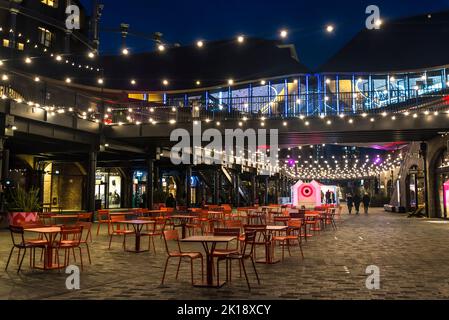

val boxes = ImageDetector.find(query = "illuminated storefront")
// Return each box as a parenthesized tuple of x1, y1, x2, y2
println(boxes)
(133, 170, 147, 208)
(95, 169, 122, 209)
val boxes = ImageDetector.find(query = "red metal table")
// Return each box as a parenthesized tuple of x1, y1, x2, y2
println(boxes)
(182, 236, 237, 288)
(25, 227, 62, 270)
(117, 220, 155, 253)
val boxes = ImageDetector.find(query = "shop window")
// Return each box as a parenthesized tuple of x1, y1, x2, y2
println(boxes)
(41, 0, 59, 8)
(38, 27, 53, 47)
(95, 169, 122, 209)
(3, 39, 9, 47)
(17, 42, 24, 51)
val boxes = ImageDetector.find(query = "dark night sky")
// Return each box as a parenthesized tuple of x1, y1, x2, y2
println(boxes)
(80, 0, 449, 69)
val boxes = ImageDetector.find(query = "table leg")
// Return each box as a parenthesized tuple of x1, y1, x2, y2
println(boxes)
(181, 222, 186, 239)
(135, 224, 141, 252)
(193, 242, 226, 288)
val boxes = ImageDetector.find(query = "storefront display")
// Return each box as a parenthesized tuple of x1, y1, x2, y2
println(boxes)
(95, 169, 122, 209)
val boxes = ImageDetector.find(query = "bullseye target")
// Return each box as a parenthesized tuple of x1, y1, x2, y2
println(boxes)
(299, 184, 315, 198)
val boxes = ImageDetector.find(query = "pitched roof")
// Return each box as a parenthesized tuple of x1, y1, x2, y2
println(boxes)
(320, 10, 449, 73)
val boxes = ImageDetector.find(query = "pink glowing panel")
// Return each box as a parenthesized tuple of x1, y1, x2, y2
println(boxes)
(444, 180, 449, 211)
(291, 180, 321, 208)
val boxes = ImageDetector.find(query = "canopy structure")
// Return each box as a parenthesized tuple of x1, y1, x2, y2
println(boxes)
(291, 180, 322, 208)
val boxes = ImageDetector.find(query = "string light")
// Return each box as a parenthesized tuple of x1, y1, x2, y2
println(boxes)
(237, 35, 245, 43)
(280, 29, 288, 38)
(326, 25, 335, 33)
(196, 40, 204, 48)
(122, 48, 129, 55)
(25, 57, 32, 64)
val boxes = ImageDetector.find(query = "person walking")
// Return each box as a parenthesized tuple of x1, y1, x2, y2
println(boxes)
(353, 193, 361, 215)
(362, 193, 371, 214)
(346, 193, 354, 214)
(165, 193, 177, 209)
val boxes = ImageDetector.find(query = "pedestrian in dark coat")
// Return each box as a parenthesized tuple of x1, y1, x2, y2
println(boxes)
(362, 193, 371, 214)
(353, 194, 361, 215)
(347, 194, 354, 214)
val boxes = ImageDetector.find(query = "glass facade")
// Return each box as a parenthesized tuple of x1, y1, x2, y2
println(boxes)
(123, 66, 449, 121)
(95, 169, 122, 209)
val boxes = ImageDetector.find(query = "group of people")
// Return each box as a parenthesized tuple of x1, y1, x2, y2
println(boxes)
(346, 193, 371, 215)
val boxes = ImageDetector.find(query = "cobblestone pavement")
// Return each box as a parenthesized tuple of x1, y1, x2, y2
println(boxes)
(1, 208, 449, 300)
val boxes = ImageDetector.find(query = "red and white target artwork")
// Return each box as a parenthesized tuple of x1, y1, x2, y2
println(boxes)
(291, 180, 322, 208)
(299, 185, 314, 198)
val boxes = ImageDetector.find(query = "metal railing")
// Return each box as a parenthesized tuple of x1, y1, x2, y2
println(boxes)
(111, 89, 449, 124)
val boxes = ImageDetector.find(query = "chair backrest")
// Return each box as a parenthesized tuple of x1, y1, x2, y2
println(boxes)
(288, 219, 302, 229)
(214, 228, 240, 250)
(110, 215, 125, 222)
(214, 228, 240, 238)
(244, 225, 268, 243)
(163, 229, 181, 255)
(225, 220, 242, 229)
(78, 212, 93, 222)
(149, 218, 166, 234)
(97, 210, 110, 222)
(76, 222, 92, 241)
(60, 225, 83, 245)
(9, 226, 25, 247)
(242, 230, 257, 256)
(221, 204, 232, 213)
(109, 215, 126, 231)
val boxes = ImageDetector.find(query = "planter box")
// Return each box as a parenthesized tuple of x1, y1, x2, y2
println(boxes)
(7, 212, 39, 226)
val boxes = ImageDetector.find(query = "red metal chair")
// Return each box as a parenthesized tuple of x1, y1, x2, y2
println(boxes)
(96, 209, 111, 235)
(5, 226, 48, 273)
(142, 218, 167, 254)
(273, 219, 304, 261)
(108, 215, 134, 250)
(77, 222, 93, 264)
(54, 225, 84, 271)
(217, 230, 260, 290)
(161, 230, 204, 286)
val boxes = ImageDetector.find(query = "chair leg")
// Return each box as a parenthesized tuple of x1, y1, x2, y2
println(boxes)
(240, 259, 251, 290)
(152, 237, 156, 254)
(250, 256, 260, 285)
(287, 240, 292, 257)
(217, 258, 220, 287)
(85, 244, 92, 264)
(18, 248, 27, 273)
(78, 247, 84, 271)
(5, 247, 15, 271)
(176, 257, 182, 280)
(108, 234, 113, 249)
(190, 259, 194, 286)
(161, 257, 170, 285)
(96, 223, 101, 236)
(201, 257, 204, 281)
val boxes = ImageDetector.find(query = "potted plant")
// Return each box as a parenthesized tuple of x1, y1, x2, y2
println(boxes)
(6, 186, 41, 226)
